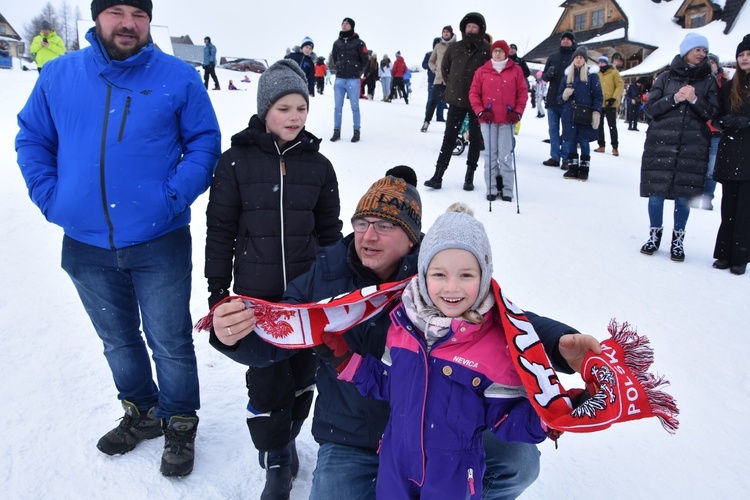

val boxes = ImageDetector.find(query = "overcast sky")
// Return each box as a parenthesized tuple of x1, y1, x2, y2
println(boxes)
(5, 0, 563, 64)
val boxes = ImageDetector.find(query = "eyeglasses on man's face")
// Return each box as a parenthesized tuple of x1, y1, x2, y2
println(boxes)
(351, 218, 398, 235)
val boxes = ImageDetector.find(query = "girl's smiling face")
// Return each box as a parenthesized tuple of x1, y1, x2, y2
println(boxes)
(425, 249, 481, 318)
(265, 94, 308, 147)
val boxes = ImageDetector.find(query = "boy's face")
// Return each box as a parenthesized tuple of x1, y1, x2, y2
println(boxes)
(425, 249, 480, 318)
(302, 44, 313, 55)
(265, 94, 308, 148)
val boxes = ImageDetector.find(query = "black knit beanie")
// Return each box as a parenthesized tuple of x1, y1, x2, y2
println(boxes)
(91, 0, 153, 21)
(737, 34, 750, 58)
(561, 30, 576, 43)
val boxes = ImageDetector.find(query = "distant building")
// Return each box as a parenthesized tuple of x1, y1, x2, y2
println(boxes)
(0, 12, 25, 60)
(171, 35, 203, 66)
(525, 0, 748, 82)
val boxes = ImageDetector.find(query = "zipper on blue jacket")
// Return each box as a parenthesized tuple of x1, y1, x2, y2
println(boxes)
(117, 96, 131, 142)
(100, 86, 116, 249)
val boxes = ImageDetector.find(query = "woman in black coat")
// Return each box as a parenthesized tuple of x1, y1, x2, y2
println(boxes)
(712, 34, 750, 276)
(639, 33, 719, 262)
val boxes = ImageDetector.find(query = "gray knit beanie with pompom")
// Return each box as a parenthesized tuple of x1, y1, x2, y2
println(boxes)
(417, 202, 493, 312)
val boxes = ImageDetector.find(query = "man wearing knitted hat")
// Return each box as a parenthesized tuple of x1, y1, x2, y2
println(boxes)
(421, 25, 455, 132)
(16, 0, 221, 478)
(206, 58, 342, 499)
(541, 30, 578, 168)
(210, 167, 601, 499)
(29, 20, 65, 73)
(203, 36, 220, 90)
(330, 17, 370, 143)
(594, 53, 624, 156)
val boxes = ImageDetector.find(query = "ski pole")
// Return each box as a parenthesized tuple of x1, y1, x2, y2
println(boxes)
(507, 106, 521, 214)
(487, 105, 493, 212)
(478, 104, 494, 212)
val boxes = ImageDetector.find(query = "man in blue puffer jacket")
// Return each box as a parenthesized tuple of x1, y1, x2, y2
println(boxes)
(15, 0, 221, 478)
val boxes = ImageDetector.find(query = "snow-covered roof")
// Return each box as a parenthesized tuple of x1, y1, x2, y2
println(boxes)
(617, 0, 746, 71)
(535, 0, 748, 75)
(616, 0, 748, 74)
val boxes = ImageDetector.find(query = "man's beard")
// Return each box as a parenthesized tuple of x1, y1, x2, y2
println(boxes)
(97, 25, 149, 61)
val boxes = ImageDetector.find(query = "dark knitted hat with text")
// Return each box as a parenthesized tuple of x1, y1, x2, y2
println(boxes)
(353, 175, 422, 244)
(91, 0, 153, 20)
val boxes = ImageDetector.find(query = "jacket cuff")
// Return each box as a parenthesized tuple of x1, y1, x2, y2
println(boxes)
(338, 353, 363, 382)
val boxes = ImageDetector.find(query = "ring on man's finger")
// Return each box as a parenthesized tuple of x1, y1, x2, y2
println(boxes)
(226, 326, 233, 336)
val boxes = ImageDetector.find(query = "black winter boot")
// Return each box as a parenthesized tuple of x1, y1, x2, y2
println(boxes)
(260, 444, 294, 500)
(563, 154, 579, 179)
(351, 130, 360, 143)
(670, 229, 685, 262)
(97, 400, 162, 456)
(330, 129, 341, 142)
(640, 227, 663, 255)
(463, 165, 477, 191)
(424, 166, 447, 189)
(160, 415, 198, 477)
(289, 419, 304, 479)
(578, 155, 590, 181)
(420, 121, 429, 132)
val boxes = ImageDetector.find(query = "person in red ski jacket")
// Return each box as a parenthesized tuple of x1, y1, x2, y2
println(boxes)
(390, 51, 409, 103)
(469, 40, 528, 201)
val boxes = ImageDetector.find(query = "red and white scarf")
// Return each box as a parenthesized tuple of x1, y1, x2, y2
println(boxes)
(196, 278, 679, 434)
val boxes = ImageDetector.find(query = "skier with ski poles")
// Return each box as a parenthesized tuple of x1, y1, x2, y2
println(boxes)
(469, 39, 527, 203)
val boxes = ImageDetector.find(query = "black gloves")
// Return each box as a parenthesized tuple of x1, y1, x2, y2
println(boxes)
(208, 288, 230, 309)
(605, 98, 617, 108)
(545, 66, 555, 81)
(719, 114, 750, 130)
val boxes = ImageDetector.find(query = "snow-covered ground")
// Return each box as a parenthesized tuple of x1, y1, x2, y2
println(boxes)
(1, 61, 747, 499)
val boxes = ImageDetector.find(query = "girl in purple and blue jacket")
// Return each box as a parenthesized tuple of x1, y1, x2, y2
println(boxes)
(339, 203, 546, 499)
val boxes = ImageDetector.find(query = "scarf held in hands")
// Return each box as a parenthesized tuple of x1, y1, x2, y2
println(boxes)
(195, 278, 679, 434)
